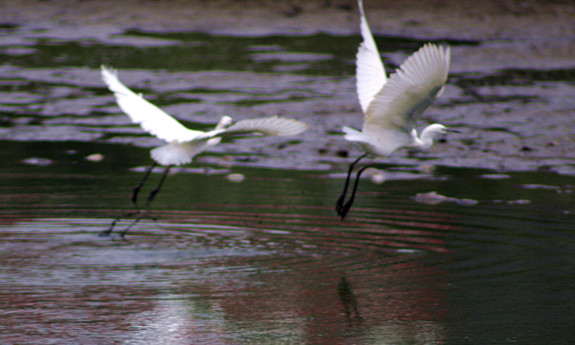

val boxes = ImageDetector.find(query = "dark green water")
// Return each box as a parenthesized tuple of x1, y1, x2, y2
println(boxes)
(2, 140, 574, 344)
(1, 26, 575, 344)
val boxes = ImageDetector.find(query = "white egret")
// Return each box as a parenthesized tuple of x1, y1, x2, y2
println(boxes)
(100, 66, 308, 236)
(336, 0, 456, 219)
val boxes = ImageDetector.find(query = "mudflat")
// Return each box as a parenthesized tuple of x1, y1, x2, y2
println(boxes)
(1, 0, 575, 173)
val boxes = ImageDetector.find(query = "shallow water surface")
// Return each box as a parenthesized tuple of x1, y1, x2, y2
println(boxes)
(1, 24, 575, 344)
(1, 141, 575, 344)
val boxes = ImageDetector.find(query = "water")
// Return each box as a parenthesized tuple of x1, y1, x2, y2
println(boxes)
(1, 25, 575, 344)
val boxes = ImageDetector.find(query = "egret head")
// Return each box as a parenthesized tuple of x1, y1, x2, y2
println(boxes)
(217, 115, 233, 129)
(419, 123, 459, 149)
(424, 123, 460, 136)
(425, 123, 447, 135)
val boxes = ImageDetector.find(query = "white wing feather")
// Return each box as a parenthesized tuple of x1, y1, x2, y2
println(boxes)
(363, 43, 450, 134)
(101, 66, 202, 143)
(356, 0, 387, 114)
(195, 116, 308, 140)
(150, 116, 306, 166)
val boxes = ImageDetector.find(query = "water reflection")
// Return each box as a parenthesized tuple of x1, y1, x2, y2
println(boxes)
(1, 139, 575, 343)
(0, 219, 450, 344)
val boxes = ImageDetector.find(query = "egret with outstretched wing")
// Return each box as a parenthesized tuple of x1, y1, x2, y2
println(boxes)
(100, 66, 307, 236)
(336, 0, 456, 219)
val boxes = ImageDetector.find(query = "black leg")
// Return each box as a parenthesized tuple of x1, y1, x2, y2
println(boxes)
(100, 211, 157, 238)
(101, 163, 165, 239)
(146, 165, 171, 205)
(336, 153, 368, 216)
(132, 162, 157, 208)
(100, 210, 140, 237)
(118, 213, 157, 238)
(339, 164, 372, 220)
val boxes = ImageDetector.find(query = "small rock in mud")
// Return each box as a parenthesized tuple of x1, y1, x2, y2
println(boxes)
(413, 191, 478, 206)
(21, 157, 53, 166)
(226, 173, 245, 182)
(85, 153, 104, 162)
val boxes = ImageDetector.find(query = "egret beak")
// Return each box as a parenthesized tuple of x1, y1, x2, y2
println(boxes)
(446, 128, 461, 133)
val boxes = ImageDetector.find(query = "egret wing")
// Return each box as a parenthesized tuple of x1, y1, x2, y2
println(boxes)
(101, 66, 202, 143)
(195, 116, 308, 140)
(363, 43, 450, 134)
(356, 0, 387, 114)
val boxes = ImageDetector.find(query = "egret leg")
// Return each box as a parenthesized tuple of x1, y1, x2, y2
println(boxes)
(339, 164, 372, 220)
(100, 211, 140, 237)
(132, 163, 157, 208)
(118, 213, 157, 238)
(100, 211, 157, 238)
(336, 153, 368, 216)
(146, 165, 171, 205)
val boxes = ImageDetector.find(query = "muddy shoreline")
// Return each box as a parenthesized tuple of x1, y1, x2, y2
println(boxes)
(1, 0, 575, 174)
(2, 0, 575, 41)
